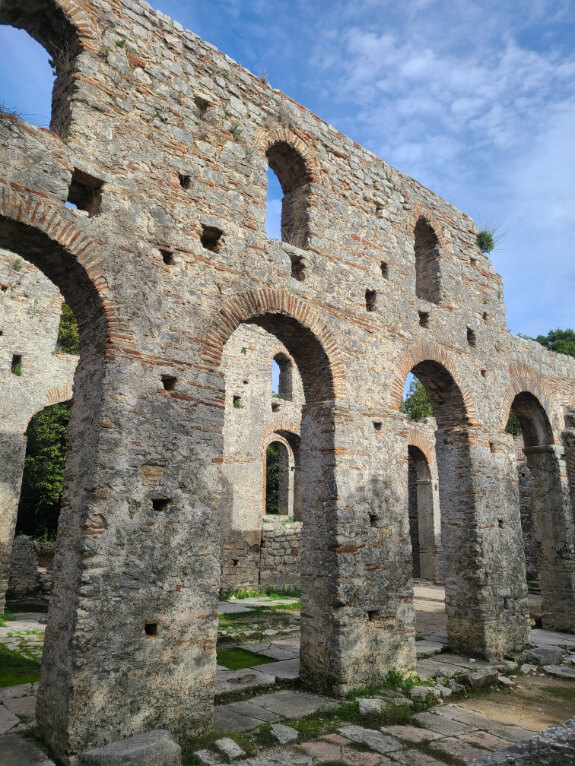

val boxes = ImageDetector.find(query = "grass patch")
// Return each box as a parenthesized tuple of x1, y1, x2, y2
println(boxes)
(268, 601, 300, 612)
(0, 611, 15, 627)
(220, 586, 301, 601)
(216, 647, 276, 670)
(545, 685, 575, 701)
(0, 643, 41, 687)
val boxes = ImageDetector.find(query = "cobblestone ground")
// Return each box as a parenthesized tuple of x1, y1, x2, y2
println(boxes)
(1, 588, 574, 764)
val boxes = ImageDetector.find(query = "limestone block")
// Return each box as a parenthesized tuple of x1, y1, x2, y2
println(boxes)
(523, 647, 565, 666)
(78, 730, 181, 765)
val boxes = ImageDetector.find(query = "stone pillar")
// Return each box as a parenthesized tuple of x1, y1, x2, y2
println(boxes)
(417, 478, 436, 580)
(36, 355, 221, 760)
(525, 444, 575, 632)
(300, 406, 416, 695)
(440, 430, 529, 659)
(0, 433, 27, 612)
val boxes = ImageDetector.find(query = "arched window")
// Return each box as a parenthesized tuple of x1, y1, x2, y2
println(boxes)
(266, 141, 311, 250)
(414, 217, 441, 303)
(272, 353, 293, 401)
(0, 1, 81, 136)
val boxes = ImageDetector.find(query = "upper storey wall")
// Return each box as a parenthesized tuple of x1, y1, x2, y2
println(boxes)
(0, 0, 504, 322)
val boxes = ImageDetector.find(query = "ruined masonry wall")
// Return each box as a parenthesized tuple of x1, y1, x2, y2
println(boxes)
(259, 520, 302, 591)
(0, 249, 77, 611)
(0, 0, 573, 758)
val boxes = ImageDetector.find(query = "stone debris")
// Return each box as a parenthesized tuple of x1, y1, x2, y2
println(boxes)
(338, 725, 404, 754)
(520, 663, 538, 675)
(0, 734, 55, 765)
(194, 751, 223, 766)
(522, 646, 565, 666)
(410, 685, 440, 703)
(459, 667, 500, 689)
(270, 723, 299, 744)
(541, 664, 575, 680)
(214, 737, 246, 760)
(358, 697, 387, 715)
(78, 730, 181, 766)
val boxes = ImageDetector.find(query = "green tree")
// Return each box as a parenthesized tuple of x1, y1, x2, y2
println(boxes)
(534, 328, 575, 358)
(56, 303, 80, 354)
(265, 443, 280, 514)
(17, 403, 70, 539)
(401, 377, 433, 421)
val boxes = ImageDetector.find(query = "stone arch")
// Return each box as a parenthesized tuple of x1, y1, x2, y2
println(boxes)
(0, 0, 100, 50)
(404, 207, 447, 251)
(45, 383, 74, 408)
(407, 426, 435, 467)
(500, 363, 556, 437)
(256, 125, 320, 183)
(389, 341, 478, 426)
(203, 289, 346, 402)
(0, 182, 133, 351)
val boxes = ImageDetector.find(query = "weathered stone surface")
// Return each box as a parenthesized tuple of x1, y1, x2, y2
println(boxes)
(523, 647, 565, 666)
(338, 725, 404, 754)
(270, 724, 299, 744)
(459, 667, 500, 689)
(0, 0, 573, 760)
(0, 706, 19, 735)
(381, 725, 443, 744)
(0, 734, 55, 765)
(193, 751, 222, 766)
(358, 697, 387, 715)
(215, 669, 276, 700)
(468, 716, 575, 765)
(254, 690, 337, 719)
(541, 664, 575, 679)
(214, 737, 245, 761)
(410, 685, 440, 703)
(78, 729, 181, 765)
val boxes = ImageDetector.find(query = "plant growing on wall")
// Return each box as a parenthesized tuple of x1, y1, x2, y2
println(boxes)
(477, 230, 495, 253)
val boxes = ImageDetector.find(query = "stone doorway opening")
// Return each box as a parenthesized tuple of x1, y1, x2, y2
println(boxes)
(219, 310, 338, 693)
(507, 391, 575, 632)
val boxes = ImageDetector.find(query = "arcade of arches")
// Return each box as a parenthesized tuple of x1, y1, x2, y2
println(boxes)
(1, 0, 575, 760)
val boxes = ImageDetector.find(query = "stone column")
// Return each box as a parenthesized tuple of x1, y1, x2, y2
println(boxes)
(36, 355, 221, 760)
(0, 432, 27, 612)
(417, 478, 436, 580)
(526, 444, 575, 632)
(440, 430, 529, 659)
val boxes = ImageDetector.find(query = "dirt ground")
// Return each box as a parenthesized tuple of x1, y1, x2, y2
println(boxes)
(458, 674, 575, 732)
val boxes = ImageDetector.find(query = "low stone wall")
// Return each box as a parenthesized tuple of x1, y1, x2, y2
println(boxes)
(7, 535, 55, 598)
(259, 519, 302, 591)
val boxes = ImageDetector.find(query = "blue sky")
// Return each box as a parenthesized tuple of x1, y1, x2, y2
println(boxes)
(1, 0, 574, 337)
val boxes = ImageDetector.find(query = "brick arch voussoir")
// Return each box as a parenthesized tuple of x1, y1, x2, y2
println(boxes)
(500, 364, 555, 434)
(0, 183, 132, 351)
(261, 421, 301, 452)
(46, 383, 74, 407)
(203, 289, 346, 399)
(55, 0, 100, 48)
(255, 126, 320, 183)
(407, 427, 435, 468)
(389, 341, 478, 426)
(405, 205, 447, 251)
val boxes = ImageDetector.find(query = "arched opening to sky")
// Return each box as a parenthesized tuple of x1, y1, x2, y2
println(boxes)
(265, 167, 283, 240)
(0, 26, 54, 128)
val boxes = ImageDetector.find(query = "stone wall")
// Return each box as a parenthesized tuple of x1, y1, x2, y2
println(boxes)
(259, 520, 302, 591)
(0, 0, 573, 758)
(0, 249, 77, 611)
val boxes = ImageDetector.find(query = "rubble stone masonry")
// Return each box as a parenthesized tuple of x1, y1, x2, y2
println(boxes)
(0, 0, 574, 759)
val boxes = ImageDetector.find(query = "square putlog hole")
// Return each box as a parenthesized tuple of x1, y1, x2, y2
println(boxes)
(160, 249, 175, 266)
(418, 311, 429, 328)
(144, 622, 159, 637)
(178, 173, 191, 190)
(367, 610, 379, 622)
(201, 225, 223, 253)
(161, 375, 177, 391)
(67, 168, 104, 217)
(152, 498, 171, 512)
(365, 290, 377, 312)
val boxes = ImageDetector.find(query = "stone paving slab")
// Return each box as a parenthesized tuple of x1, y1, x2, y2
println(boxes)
(255, 659, 300, 679)
(252, 690, 337, 719)
(429, 735, 491, 762)
(214, 699, 281, 730)
(414, 710, 478, 736)
(0, 734, 54, 765)
(0, 706, 20, 734)
(0, 683, 38, 701)
(416, 658, 470, 680)
(415, 641, 444, 658)
(240, 642, 298, 660)
(338, 725, 404, 755)
(529, 629, 575, 650)
(215, 669, 276, 699)
(3, 695, 36, 717)
(396, 749, 446, 765)
(381, 724, 443, 743)
(462, 730, 516, 752)
(433, 704, 537, 742)
(243, 748, 312, 765)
